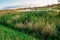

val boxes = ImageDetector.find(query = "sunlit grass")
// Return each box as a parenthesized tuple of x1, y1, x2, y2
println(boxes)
(0, 11, 60, 40)
(0, 25, 37, 40)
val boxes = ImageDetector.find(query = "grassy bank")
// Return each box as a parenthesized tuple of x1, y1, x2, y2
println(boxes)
(0, 11, 60, 40)
(0, 24, 37, 40)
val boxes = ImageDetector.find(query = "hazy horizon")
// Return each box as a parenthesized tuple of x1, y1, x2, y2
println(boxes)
(0, 0, 59, 9)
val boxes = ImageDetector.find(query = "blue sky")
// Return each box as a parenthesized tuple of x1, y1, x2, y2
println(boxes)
(0, 0, 22, 8)
(0, 0, 59, 8)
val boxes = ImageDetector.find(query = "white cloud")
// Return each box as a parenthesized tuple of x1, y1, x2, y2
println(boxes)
(14, 0, 58, 7)
(0, 0, 59, 9)
(24, 0, 58, 6)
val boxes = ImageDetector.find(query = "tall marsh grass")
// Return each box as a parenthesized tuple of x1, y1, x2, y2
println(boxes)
(0, 11, 60, 40)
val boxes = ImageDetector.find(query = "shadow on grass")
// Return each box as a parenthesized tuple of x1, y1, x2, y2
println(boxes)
(0, 22, 41, 40)
(0, 22, 60, 40)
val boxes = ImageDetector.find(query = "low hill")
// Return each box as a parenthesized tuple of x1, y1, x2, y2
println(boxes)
(0, 3, 60, 13)
(31, 3, 60, 10)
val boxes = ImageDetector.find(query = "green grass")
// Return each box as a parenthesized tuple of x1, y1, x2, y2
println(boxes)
(0, 11, 60, 40)
(0, 25, 37, 40)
